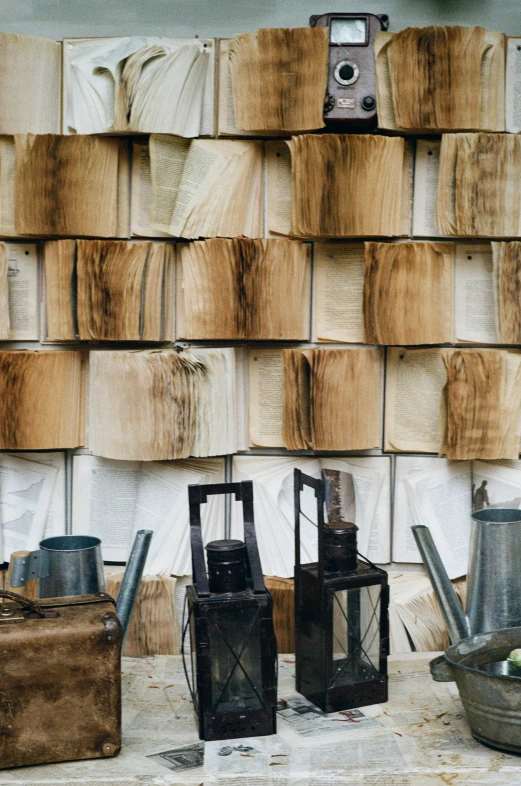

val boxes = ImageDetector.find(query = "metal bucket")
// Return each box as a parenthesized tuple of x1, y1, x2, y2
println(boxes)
(431, 626, 521, 754)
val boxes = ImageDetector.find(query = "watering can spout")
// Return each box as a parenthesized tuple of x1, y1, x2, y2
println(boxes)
(116, 529, 153, 640)
(412, 525, 468, 644)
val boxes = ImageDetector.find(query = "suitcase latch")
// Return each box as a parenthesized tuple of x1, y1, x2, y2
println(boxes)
(0, 605, 25, 624)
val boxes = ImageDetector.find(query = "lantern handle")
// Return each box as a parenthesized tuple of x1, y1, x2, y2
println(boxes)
(294, 470, 325, 583)
(188, 481, 266, 596)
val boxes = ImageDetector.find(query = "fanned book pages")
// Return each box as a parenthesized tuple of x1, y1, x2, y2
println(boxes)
(0, 453, 66, 564)
(0, 350, 85, 450)
(435, 133, 521, 238)
(375, 26, 505, 132)
(286, 134, 411, 238)
(363, 242, 453, 345)
(89, 348, 247, 461)
(14, 135, 129, 237)
(0, 34, 61, 134)
(64, 37, 215, 136)
(282, 347, 383, 451)
(492, 241, 521, 343)
(42, 239, 175, 342)
(385, 347, 447, 453)
(147, 135, 263, 239)
(176, 238, 310, 340)
(389, 571, 466, 653)
(443, 349, 521, 460)
(72, 454, 224, 574)
(232, 455, 391, 577)
(229, 27, 328, 133)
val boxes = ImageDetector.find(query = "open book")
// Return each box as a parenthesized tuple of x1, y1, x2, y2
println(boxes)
(0, 452, 65, 564)
(42, 239, 175, 342)
(228, 27, 328, 133)
(375, 27, 505, 132)
(282, 347, 383, 451)
(145, 135, 263, 239)
(0, 33, 61, 134)
(389, 570, 466, 653)
(436, 133, 521, 237)
(89, 347, 247, 461)
(14, 134, 129, 238)
(0, 350, 85, 450)
(232, 455, 390, 577)
(4, 243, 39, 341)
(176, 238, 310, 340)
(385, 347, 521, 458)
(64, 36, 215, 136)
(72, 455, 224, 574)
(393, 456, 521, 577)
(270, 134, 411, 238)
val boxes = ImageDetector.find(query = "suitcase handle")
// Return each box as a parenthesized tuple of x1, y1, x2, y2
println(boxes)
(0, 590, 58, 618)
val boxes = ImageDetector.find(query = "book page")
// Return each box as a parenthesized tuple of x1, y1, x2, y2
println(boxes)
(130, 143, 169, 238)
(72, 455, 141, 562)
(148, 134, 191, 233)
(472, 459, 521, 511)
(393, 456, 446, 562)
(313, 243, 364, 343)
(412, 140, 444, 238)
(266, 140, 292, 237)
(20, 451, 66, 540)
(217, 39, 258, 137)
(0, 136, 15, 236)
(404, 461, 472, 579)
(506, 38, 521, 133)
(385, 347, 447, 453)
(7, 243, 38, 340)
(454, 243, 499, 343)
(248, 348, 285, 447)
(374, 32, 396, 130)
(321, 457, 391, 564)
(0, 454, 58, 563)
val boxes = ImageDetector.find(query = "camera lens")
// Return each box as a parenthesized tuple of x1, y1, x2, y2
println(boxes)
(338, 63, 355, 82)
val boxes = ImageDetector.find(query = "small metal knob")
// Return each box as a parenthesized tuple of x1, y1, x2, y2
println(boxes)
(362, 95, 376, 111)
(0, 607, 14, 618)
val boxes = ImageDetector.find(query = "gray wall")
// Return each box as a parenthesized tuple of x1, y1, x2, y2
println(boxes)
(0, 0, 519, 39)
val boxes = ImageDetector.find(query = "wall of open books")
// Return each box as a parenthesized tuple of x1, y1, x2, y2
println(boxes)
(3, 25, 521, 656)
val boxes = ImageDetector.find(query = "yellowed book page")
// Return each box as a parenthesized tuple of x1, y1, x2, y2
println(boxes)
(117, 139, 130, 238)
(0, 34, 60, 134)
(0, 350, 84, 449)
(248, 348, 285, 447)
(149, 134, 191, 234)
(266, 140, 292, 237)
(162, 243, 176, 341)
(412, 140, 444, 238)
(506, 37, 521, 133)
(374, 31, 397, 130)
(454, 243, 499, 344)
(7, 243, 39, 340)
(130, 143, 169, 238)
(0, 244, 9, 339)
(141, 242, 166, 342)
(0, 136, 16, 237)
(43, 240, 76, 341)
(313, 243, 364, 343)
(217, 39, 258, 137)
(385, 347, 446, 453)
(481, 32, 506, 132)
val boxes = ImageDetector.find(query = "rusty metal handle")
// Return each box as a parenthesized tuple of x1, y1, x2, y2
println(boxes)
(0, 590, 56, 618)
(430, 654, 454, 682)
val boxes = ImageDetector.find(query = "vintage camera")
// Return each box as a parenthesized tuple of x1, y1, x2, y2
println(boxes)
(310, 12, 389, 127)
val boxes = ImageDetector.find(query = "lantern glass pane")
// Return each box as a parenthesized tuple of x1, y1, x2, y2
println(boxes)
(208, 605, 263, 712)
(331, 585, 381, 687)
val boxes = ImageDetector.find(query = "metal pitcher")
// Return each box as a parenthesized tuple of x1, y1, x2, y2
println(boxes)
(413, 508, 521, 643)
(9, 530, 152, 639)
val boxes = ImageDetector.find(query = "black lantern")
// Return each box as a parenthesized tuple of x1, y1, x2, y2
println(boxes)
(183, 481, 278, 742)
(294, 469, 389, 713)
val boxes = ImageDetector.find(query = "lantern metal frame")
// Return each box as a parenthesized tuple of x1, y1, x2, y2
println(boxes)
(294, 469, 389, 713)
(183, 481, 278, 741)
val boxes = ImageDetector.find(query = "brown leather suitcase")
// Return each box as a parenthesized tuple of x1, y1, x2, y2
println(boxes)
(0, 590, 121, 769)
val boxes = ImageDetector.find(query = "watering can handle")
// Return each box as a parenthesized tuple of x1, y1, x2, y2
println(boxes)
(430, 654, 455, 682)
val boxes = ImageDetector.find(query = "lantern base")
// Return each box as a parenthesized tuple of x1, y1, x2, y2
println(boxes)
(200, 707, 277, 742)
(299, 676, 388, 715)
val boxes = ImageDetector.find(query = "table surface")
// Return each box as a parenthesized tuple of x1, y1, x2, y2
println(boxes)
(3, 653, 521, 785)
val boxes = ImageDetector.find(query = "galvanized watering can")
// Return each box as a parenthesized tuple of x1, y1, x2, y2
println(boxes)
(8, 530, 152, 638)
(413, 508, 521, 642)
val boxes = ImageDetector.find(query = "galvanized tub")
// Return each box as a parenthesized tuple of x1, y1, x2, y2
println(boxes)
(431, 626, 521, 754)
